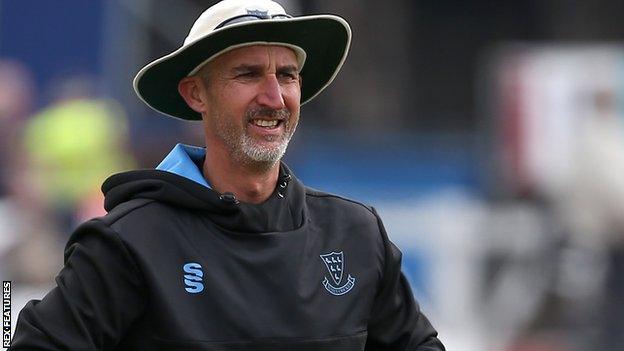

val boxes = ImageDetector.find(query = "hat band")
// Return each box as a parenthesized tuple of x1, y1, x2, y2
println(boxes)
(214, 13, 292, 30)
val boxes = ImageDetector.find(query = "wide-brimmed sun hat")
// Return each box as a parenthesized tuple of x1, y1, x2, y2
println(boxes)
(133, 0, 352, 121)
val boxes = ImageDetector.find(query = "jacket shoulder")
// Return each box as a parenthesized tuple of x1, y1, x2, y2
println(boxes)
(98, 198, 156, 227)
(304, 186, 378, 222)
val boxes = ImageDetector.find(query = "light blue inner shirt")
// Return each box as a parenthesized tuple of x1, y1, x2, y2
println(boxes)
(156, 143, 211, 188)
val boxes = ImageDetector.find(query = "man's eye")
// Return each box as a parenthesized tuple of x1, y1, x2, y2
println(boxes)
(237, 71, 258, 78)
(279, 72, 298, 80)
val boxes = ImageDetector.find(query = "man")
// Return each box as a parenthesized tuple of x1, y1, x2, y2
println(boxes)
(11, 0, 445, 350)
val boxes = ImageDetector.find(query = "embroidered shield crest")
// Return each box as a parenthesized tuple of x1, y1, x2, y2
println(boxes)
(320, 251, 356, 296)
(320, 251, 344, 285)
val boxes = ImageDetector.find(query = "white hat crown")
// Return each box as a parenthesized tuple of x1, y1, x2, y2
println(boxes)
(185, 0, 289, 45)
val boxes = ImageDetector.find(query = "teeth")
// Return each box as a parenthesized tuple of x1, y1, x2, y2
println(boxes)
(253, 119, 279, 127)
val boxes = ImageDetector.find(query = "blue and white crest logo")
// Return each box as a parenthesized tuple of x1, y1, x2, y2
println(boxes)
(320, 251, 356, 296)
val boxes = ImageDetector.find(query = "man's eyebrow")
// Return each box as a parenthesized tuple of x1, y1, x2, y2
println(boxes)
(277, 64, 300, 73)
(230, 64, 263, 73)
(230, 64, 301, 74)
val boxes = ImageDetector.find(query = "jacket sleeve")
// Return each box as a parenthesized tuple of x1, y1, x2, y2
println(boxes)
(10, 219, 146, 350)
(365, 209, 445, 351)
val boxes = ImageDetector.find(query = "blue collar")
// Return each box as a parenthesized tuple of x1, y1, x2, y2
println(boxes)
(156, 143, 211, 188)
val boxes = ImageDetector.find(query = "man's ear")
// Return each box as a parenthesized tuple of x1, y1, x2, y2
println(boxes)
(178, 76, 207, 113)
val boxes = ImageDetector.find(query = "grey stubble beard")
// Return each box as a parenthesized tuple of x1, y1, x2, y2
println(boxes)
(213, 107, 298, 172)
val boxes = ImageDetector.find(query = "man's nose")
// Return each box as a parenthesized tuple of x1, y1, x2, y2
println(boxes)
(256, 74, 285, 109)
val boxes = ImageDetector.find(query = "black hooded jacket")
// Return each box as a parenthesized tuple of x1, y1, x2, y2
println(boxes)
(11, 161, 444, 350)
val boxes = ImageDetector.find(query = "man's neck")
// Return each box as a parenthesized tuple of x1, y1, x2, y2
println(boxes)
(202, 150, 280, 204)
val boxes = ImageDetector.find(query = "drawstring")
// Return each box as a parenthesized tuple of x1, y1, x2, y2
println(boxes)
(219, 192, 240, 204)
(277, 173, 291, 198)
(218, 173, 291, 202)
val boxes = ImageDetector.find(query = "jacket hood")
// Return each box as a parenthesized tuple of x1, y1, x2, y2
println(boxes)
(102, 148, 306, 233)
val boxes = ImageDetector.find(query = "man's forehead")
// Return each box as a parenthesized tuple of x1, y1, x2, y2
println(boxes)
(216, 45, 300, 67)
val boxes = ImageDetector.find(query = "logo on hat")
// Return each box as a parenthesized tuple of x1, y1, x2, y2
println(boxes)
(320, 251, 356, 296)
(246, 7, 270, 19)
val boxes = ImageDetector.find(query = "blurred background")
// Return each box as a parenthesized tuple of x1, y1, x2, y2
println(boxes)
(1, 0, 624, 350)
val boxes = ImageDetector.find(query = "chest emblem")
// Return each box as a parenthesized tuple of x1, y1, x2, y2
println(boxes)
(183, 262, 204, 294)
(320, 251, 356, 296)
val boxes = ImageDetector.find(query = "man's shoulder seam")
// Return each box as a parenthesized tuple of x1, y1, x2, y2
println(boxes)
(100, 198, 156, 226)
(305, 188, 376, 217)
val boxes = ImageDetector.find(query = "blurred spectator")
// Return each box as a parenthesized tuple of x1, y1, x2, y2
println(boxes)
(483, 45, 624, 350)
(22, 75, 135, 231)
(0, 60, 62, 285)
(0, 60, 34, 196)
(555, 89, 624, 349)
(507, 88, 624, 350)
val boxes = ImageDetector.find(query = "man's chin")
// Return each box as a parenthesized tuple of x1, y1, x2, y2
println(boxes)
(241, 142, 288, 164)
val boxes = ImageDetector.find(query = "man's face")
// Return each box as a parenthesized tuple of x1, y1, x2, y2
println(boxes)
(198, 45, 301, 166)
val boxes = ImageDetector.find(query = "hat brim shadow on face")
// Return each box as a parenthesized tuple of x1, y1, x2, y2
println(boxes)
(134, 15, 351, 121)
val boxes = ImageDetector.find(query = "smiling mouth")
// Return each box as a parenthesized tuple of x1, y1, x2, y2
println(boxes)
(250, 118, 283, 129)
